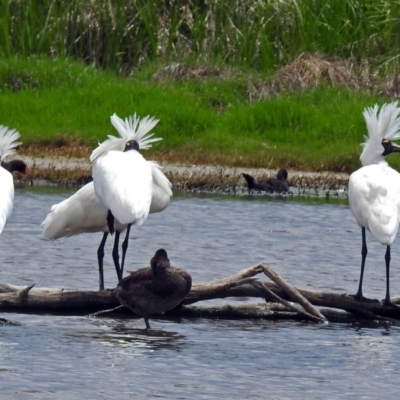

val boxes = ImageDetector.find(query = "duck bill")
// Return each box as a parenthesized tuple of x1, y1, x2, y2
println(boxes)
(383, 142, 400, 156)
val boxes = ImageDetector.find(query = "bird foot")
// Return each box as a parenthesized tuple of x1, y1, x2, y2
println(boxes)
(382, 299, 400, 309)
(347, 293, 380, 303)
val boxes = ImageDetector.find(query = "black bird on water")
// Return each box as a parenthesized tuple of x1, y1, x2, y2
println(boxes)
(1, 159, 27, 175)
(241, 168, 289, 194)
(115, 249, 192, 329)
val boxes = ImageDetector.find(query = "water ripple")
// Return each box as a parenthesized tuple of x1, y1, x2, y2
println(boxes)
(0, 188, 400, 399)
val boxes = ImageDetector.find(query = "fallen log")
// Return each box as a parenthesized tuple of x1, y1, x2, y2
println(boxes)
(0, 283, 119, 313)
(1, 263, 400, 324)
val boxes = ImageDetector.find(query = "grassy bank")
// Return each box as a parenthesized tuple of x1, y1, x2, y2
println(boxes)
(0, 56, 394, 173)
(2, 1, 400, 173)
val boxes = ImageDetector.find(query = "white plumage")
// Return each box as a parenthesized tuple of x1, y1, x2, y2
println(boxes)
(0, 125, 22, 234)
(42, 163, 171, 240)
(348, 101, 400, 307)
(0, 166, 14, 234)
(93, 148, 152, 226)
(41, 114, 172, 290)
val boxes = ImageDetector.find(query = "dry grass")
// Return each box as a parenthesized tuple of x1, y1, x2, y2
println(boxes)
(273, 54, 361, 89)
(379, 74, 400, 98)
(248, 53, 372, 100)
(151, 62, 239, 82)
(25, 165, 92, 186)
(151, 55, 397, 102)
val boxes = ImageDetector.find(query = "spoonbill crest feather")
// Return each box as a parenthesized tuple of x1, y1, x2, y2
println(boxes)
(90, 113, 161, 162)
(360, 101, 400, 166)
(0, 125, 22, 161)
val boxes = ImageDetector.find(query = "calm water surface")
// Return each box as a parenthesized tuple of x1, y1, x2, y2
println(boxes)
(1, 187, 400, 399)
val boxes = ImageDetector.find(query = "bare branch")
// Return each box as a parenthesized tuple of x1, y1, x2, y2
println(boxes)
(261, 264, 327, 322)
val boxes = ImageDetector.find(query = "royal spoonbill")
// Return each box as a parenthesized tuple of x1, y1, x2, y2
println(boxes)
(348, 101, 400, 308)
(0, 126, 25, 234)
(241, 168, 289, 194)
(41, 114, 172, 290)
(115, 248, 192, 329)
(93, 138, 153, 280)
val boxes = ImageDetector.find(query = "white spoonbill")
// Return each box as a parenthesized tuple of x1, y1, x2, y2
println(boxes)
(348, 101, 400, 308)
(41, 114, 172, 290)
(0, 125, 24, 234)
(92, 140, 152, 284)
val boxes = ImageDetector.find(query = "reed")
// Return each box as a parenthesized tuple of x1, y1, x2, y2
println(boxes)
(2, 0, 400, 74)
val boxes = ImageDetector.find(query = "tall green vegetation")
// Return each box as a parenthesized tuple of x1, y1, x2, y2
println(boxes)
(2, 0, 400, 74)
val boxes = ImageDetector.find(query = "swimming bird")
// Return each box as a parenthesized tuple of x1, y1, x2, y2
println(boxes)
(115, 248, 192, 329)
(41, 114, 172, 290)
(241, 168, 289, 194)
(0, 126, 24, 234)
(348, 101, 400, 308)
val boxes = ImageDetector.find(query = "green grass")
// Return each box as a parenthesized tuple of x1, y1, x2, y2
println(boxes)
(0, 56, 392, 173)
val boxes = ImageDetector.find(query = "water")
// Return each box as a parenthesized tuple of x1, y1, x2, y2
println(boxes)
(1, 187, 400, 399)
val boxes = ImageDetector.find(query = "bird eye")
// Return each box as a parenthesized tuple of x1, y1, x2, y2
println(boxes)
(382, 139, 390, 145)
(126, 142, 131, 147)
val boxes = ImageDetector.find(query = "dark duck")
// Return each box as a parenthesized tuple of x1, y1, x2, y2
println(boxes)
(115, 249, 192, 329)
(241, 168, 289, 194)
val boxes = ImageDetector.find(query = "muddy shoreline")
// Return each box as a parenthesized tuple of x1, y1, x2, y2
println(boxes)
(17, 156, 350, 198)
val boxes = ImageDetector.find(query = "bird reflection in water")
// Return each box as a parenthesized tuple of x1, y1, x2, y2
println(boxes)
(71, 318, 187, 352)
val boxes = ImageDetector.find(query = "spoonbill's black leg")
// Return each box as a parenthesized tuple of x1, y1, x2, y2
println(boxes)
(97, 232, 108, 291)
(350, 228, 379, 303)
(383, 246, 400, 309)
(120, 223, 132, 278)
(112, 231, 122, 281)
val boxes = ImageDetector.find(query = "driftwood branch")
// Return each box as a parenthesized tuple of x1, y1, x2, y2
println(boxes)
(1, 263, 400, 324)
(260, 265, 327, 322)
(252, 281, 323, 322)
